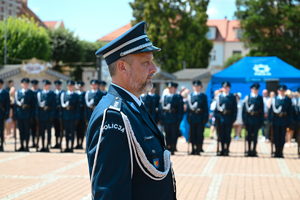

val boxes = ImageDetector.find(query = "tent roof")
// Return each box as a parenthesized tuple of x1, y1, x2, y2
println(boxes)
(212, 56, 300, 83)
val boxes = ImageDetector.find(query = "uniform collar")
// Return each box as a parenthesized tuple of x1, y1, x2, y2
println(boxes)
(0, 89, 2, 93)
(111, 83, 141, 106)
(43, 90, 49, 93)
(55, 89, 61, 94)
(148, 92, 155, 96)
(277, 94, 284, 99)
(67, 90, 74, 95)
(250, 93, 257, 98)
(21, 88, 27, 93)
(193, 91, 200, 95)
(91, 89, 98, 93)
(222, 92, 228, 97)
(77, 90, 83, 95)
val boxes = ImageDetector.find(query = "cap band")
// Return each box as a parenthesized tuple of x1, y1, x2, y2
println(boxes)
(120, 42, 153, 57)
(103, 35, 149, 58)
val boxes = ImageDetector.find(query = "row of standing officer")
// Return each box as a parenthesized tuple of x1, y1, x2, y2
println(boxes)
(214, 81, 297, 158)
(142, 80, 208, 156)
(0, 78, 107, 152)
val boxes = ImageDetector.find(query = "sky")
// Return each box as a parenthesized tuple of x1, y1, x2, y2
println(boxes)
(28, 0, 237, 42)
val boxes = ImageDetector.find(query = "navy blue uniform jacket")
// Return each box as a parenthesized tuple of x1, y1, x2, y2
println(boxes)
(242, 95, 264, 125)
(60, 92, 80, 121)
(214, 94, 237, 124)
(0, 90, 10, 119)
(85, 90, 105, 121)
(37, 91, 56, 121)
(141, 93, 161, 123)
(163, 94, 184, 124)
(14, 90, 36, 120)
(268, 96, 293, 127)
(77, 91, 86, 120)
(188, 93, 209, 124)
(86, 85, 175, 200)
(54, 90, 64, 119)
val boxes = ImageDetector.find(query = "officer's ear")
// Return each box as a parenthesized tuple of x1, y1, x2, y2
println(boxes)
(117, 59, 127, 74)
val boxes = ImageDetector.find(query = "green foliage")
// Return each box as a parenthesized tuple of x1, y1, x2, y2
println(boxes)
(223, 53, 244, 68)
(235, 0, 300, 68)
(130, 0, 213, 73)
(0, 16, 51, 65)
(48, 28, 82, 67)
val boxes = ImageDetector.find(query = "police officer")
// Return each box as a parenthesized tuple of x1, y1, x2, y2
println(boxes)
(14, 78, 36, 152)
(60, 80, 80, 152)
(86, 21, 176, 200)
(141, 83, 161, 124)
(52, 80, 64, 149)
(188, 80, 208, 155)
(162, 82, 184, 155)
(214, 81, 237, 156)
(0, 79, 10, 151)
(268, 85, 293, 158)
(29, 79, 40, 148)
(36, 80, 55, 152)
(85, 80, 104, 122)
(75, 81, 86, 149)
(242, 83, 264, 157)
(99, 80, 107, 95)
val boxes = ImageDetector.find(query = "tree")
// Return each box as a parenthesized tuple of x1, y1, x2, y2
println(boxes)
(235, 0, 300, 68)
(48, 28, 83, 71)
(130, 0, 213, 73)
(223, 54, 244, 68)
(0, 16, 51, 65)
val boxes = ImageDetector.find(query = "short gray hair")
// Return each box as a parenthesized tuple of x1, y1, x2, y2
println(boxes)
(108, 55, 133, 77)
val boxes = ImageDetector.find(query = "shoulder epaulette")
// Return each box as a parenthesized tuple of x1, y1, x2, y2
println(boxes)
(108, 96, 122, 112)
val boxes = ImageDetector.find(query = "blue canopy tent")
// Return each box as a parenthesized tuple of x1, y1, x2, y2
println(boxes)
(206, 56, 300, 103)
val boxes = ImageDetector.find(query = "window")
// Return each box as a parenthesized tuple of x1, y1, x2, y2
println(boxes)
(232, 51, 242, 55)
(206, 27, 216, 40)
(234, 29, 244, 39)
(210, 50, 216, 61)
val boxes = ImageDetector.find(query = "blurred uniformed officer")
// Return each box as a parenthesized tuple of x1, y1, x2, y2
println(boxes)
(29, 79, 40, 148)
(268, 85, 293, 158)
(141, 83, 161, 124)
(0, 79, 10, 151)
(36, 80, 56, 152)
(75, 81, 86, 149)
(52, 80, 64, 149)
(187, 80, 208, 155)
(162, 82, 184, 155)
(242, 83, 264, 157)
(214, 81, 237, 156)
(85, 80, 104, 122)
(99, 80, 107, 95)
(86, 21, 176, 200)
(14, 78, 36, 151)
(60, 80, 80, 152)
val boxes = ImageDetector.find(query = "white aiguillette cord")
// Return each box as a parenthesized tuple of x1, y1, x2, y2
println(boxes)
(90, 108, 173, 198)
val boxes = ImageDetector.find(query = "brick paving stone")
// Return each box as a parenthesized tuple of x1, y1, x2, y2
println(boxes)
(1, 136, 300, 200)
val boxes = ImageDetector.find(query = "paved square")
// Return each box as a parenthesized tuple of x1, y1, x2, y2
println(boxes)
(1, 136, 300, 200)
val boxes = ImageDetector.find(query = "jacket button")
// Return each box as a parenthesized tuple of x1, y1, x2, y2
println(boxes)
(152, 149, 156, 154)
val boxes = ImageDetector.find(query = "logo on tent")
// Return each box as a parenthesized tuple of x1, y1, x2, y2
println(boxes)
(253, 64, 271, 76)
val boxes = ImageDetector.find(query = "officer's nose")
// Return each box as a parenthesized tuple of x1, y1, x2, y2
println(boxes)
(149, 62, 157, 74)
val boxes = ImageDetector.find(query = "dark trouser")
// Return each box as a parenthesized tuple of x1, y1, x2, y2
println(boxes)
(164, 122, 178, 152)
(18, 119, 30, 148)
(190, 122, 205, 145)
(273, 124, 286, 147)
(76, 119, 86, 146)
(30, 118, 36, 145)
(63, 120, 75, 149)
(219, 123, 232, 151)
(246, 124, 259, 149)
(53, 118, 61, 145)
(39, 121, 52, 148)
(0, 119, 4, 148)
